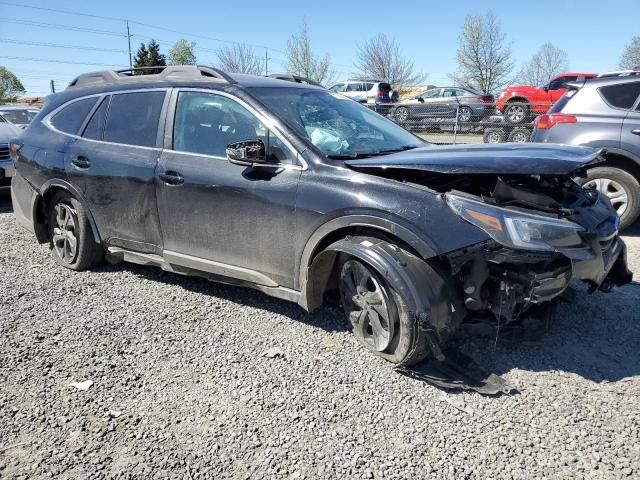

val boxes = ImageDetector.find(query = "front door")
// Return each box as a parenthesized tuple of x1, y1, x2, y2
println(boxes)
(156, 89, 301, 288)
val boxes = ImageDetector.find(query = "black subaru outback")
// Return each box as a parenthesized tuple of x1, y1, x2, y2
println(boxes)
(10, 66, 632, 365)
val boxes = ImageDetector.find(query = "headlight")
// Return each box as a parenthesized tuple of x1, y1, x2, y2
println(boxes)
(446, 193, 585, 251)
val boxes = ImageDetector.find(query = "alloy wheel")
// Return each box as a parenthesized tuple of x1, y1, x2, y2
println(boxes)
(506, 105, 526, 123)
(52, 203, 79, 264)
(583, 178, 629, 216)
(340, 259, 395, 352)
(395, 107, 409, 122)
(510, 130, 529, 143)
(486, 131, 502, 143)
(457, 107, 472, 122)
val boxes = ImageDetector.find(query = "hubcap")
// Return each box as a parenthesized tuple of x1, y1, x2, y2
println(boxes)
(511, 131, 528, 143)
(507, 105, 525, 122)
(340, 260, 395, 352)
(458, 107, 472, 122)
(487, 131, 502, 143)
(583, 178, 629, 216)
(52, 203, 79, 263)
(395, 107, 408, 122)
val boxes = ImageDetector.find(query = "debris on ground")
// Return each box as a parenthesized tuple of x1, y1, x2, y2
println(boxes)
(69, 380, 93, 391)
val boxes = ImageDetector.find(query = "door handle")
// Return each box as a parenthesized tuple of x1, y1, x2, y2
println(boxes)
(71, 156, 91, 169)
(631, 129, 640, 136)
(158, 171, 184, 186)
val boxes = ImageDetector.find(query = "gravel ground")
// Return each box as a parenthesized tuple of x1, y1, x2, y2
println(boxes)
(1, 188, 639, 480)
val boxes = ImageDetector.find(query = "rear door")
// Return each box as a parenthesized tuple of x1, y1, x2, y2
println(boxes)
(620, 82, 640, 157)
(155, 88, 301, 287)
(65, 90, 167, 252)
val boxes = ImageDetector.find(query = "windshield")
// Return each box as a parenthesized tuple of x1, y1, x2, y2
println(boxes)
(0, 109, 38, 125)
(248, 87, 424, 158)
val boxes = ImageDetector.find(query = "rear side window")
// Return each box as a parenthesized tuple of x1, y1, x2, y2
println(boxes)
(50, 97, 97, 134)
(548, 89, 578, 113)
(103, 91, 165, 147)
(599, 82, 640, 110)
(82, 96, 110, 140)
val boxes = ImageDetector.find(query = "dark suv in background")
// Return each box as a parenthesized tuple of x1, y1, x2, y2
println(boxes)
(10, 66, 631, 366)
(532, 74, 640, 229)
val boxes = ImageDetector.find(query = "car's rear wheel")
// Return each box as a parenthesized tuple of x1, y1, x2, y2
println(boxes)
(394, 106, 410, 123)
(48, 191, 104, 270)
(504, 102, 530, 124)
(457, 106, 473, 123)
(582, 167, 640, 230)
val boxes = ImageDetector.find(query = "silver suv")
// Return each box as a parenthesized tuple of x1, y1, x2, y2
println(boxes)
(531, 74, 640, 229)
(328, 80, 393, 104)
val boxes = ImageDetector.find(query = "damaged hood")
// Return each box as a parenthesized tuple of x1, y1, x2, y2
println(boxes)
(344, 143, 601, 175)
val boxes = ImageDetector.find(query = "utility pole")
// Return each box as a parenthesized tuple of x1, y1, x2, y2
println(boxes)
(265, 47, 268, 76)
(49, 80, 55, 94)
(126, 20, 133, 69)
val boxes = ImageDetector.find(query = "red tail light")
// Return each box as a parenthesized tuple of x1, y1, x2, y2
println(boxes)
(479, 95, 494, 103)
(9, 141, 23, 153)
(376, 91, 383, 97)
(535, 113, 577, 130)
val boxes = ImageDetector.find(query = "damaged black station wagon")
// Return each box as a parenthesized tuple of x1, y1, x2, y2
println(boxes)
(10, 66, 632, 365)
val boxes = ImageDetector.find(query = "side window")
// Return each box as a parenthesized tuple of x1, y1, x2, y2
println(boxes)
(599, 82, 640, 110)
(103, 91, 165, 147)
(365, 82, 374, 91)
(173, 91, 294, 164)
(346, 83, 363, 92)
(50, 97, 97, 135)
(82, 96, 110, 141)
(422, 89, 441, 99)
(443, 88, 457, 97)
(329, 83, 345, 93)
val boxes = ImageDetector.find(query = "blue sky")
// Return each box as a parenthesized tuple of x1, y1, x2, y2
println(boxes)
(2, 0, 638, 96)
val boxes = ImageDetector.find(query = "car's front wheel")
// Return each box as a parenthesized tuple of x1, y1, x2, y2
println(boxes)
(582, 167, 640, 230)
(48, 191, 104, 270)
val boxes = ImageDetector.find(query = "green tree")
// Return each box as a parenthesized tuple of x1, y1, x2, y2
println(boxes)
(619, 36, 640, 70)
(133, 40, 166, 74)
(0, 66, 25, 101)
(168, 39, 197, 65)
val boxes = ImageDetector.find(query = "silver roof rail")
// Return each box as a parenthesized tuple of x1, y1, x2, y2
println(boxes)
(67, 65, 236, 90)
(267, 74, 323, 87)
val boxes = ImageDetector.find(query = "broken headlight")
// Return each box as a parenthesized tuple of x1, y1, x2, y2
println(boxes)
(446, 193, 585, 251)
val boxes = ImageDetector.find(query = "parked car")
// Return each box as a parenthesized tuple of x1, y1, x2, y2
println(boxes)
(0, 105, 40, 129)
(328, 80, 394, 104)
(393, 87, 494, 125)
(532, 74, 640, 229)
(497, 73, 597, 124)
(11, 66, 631, 366)
(0, 114, 21, 188)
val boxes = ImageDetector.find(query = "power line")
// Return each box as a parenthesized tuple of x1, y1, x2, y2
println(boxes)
(0, 55, 124, 67)
(0, 1, 125, 22)
(0, 17, 126, 37)
(0, 38, 128, 53)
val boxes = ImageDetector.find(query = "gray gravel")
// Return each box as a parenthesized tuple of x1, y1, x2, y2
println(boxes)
(1, 188, 639, 480)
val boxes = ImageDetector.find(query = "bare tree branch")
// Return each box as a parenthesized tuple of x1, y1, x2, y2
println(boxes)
(216, 43, 264, 75)
(353, 33, 425, 88)
(285, 22, 336, 86)
(450, 12, 513, 94)
(515, 43, 569, 85)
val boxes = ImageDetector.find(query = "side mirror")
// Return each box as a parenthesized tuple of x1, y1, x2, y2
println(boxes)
(417, 97, 425, 103)
(226, 139, 269, 167)
(542, 84, 550, 91)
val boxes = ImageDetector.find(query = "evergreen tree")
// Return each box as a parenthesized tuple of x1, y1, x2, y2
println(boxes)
(133, 40, 166, 74)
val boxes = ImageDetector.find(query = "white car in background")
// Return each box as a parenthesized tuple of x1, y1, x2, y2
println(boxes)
(328, 80, 395, 104)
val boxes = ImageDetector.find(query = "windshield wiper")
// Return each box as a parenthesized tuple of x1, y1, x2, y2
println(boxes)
(327, 145, 420, 160)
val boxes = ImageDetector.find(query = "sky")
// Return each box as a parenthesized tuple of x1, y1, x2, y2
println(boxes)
(1, 0, 639, 97)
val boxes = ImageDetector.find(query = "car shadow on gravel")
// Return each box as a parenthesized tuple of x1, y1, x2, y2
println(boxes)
(459, 283, 640, 384)
(92, 261, 352, 333)
(0, 188, 12, 213)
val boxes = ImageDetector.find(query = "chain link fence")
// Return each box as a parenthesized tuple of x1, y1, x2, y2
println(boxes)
(367, 99, 552, 145)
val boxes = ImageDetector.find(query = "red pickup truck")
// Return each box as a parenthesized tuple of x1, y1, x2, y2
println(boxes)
(496, 72, 597, 124)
